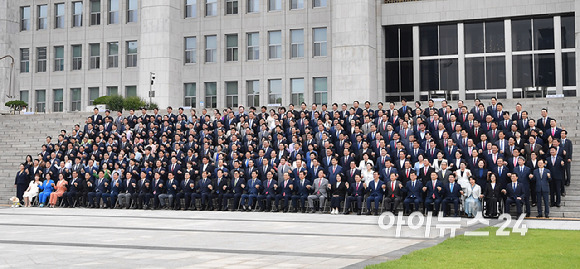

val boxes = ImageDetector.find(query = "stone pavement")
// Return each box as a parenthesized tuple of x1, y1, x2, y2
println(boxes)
(0, 207, 493, 269)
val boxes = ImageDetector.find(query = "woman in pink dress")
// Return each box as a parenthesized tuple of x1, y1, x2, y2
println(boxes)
(48, 174, 68, 208)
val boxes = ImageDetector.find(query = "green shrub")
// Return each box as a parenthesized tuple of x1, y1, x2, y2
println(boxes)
(5, 100, 28, 110)
(123, 96, 146, 111)
(108, 95, 124, 111)
(145, 102, 159, 110)
(93, 96, 111, 106)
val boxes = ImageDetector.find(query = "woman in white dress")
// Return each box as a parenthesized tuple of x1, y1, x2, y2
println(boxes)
(358, 154, 374, 171)
(464, 177, 482, 218)
(23, 174, 41, 207)
(432, 152, 445, 173)
(267, 110, 277, 130)
(360, 162, 375, 183)
(455, 162, 471, 194)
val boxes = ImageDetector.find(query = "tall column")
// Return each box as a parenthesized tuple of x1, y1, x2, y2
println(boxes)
(0, 0, 19, 110)
(331, 0, 378, 104)
(139, 0, 182, 109)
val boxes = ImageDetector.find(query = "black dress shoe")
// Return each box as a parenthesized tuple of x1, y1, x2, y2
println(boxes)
(357, 210, 362, 215)
(536, 215, 543, 218)
(532, 203, 536, 207)
(366, 211, 372, 215)
(545, 215, 549, 218)
(562, 193, 566, 197)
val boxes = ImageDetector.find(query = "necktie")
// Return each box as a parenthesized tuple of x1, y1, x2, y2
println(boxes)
(513, 183, 516, 190)
(432, 181, 436, 198)
(317, 179, 321, 195)
(450, 183, 453, 193)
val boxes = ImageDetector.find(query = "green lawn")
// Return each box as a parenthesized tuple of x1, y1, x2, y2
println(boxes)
(367, 227, 580, 269)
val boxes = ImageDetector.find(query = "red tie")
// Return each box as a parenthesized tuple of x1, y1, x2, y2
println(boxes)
(406, 169, 409, 178)
(391, 182, 395, 197)
(552, 129, 555, 136)
(317, 180, 322, 195)
(432, 181, 436, 198)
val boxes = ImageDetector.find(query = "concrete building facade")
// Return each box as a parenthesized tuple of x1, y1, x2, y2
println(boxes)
(0, 0, 577, 112)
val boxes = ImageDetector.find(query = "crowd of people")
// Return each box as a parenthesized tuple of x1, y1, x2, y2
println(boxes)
(13, 98, 572, 218)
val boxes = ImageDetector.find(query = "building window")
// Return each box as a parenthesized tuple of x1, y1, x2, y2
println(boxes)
(70, 88, 81, 111)
(313, 77, 327, 105)
(37, 5, 48, 30)
(37, 47, 47, 73)
(20, 90, 29, 104)
(247, 32, 259, 60)
(184, 83, 196, 107)
(107, 86, 118, 96)
(90, 43, 100, 69)
(205, 82, 217, 108)
(72, 45, 82, 70)
(268, 79, 282, 104)
(290, 0, 304, 10)
(126, 41, 137, 67)
(89, 87, 100, 105)
(269, 0, 281, 11)
(226, 81, 238, 107)
(205, 0, 217, 16)
(108, 42, 119, 68)
(313, 0, 326, 8)
(55, 3, 65, 29)
(561, 16, 574, 49)
(247, 0, 259, 13)
(127, 0, 138, 23)
(205, 35, 217, 63)
(185, 0, 197, 18)
(185, 37, 197, 64)
(313, 27, 327, 57)
(290, 29, 304, 58)
(72, 1, 83, 27)
(20, 6, 30, 31)
(385, 26, 413, 101)
(464, 21, 506, 92)
(247, 80, 259, 106)
(36, 90, 46, 113)
(226, 0, 238, 15)
(226, 34, 238, 62)
(90, 0, 101, 26)
(291, 78, 304, 105)
(126, 86, 137, 97)
(53, 89, 64, 112)
(108, 0, 119, 24)
(268, 31, 282, 59)
(512, 18, 556, 89)
(419, 24, 459, 97)
(20, 48, 30, 73)
(54, 46, 64, 71)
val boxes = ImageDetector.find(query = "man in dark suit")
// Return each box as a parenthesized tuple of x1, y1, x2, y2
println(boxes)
(176, 172, 195, 210)
(151, 172, 165, 209)
(403, 172, 423, 214)
(423, 172, 443, 215)
(546, 147, 565, 207)
(344, 161, 361, 184)
(87, 171, 109, 208)
(213, 169, 229, 211)
(103, 172, 121, 209)
(292, 171, 311, 213)
(365, 172, 385, 215)
(442, 174, 463, 217)
(346, 174, 365, 215)
(275, 173, 294, 212)
(560, 131, 573, 187)
(502, 174, 525, 216)
(241, 171, 262, 211)
(532, 160, 550, 218)
(259, 171, 277, 212)
(195, 171, 214, 211)
(159, 172, 178, 209)
(223, 170, 245, 211)
(513, 157, 532, 217)
(383, 173, 403, 214)
(65, 171, 82, 208)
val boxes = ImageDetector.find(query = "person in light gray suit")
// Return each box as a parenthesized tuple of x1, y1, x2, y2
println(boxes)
(308, 170, 328, 213)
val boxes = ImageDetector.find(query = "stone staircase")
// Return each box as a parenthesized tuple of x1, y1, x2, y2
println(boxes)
(0, 98, 579, 217)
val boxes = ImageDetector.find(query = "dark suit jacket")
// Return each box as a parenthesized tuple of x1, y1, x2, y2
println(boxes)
(404, 180, 423, 200)
(385, 180, 403, 199)
(443, 182, 462, 199)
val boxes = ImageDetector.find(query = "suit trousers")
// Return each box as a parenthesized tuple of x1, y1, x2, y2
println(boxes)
(549, 178, 562, 206)
(158, 194, 174, 207)
(346, 196, 363, 210)
(424, 197, 442, 213)
(366, 194, 382, 211)
(384, 196, 401, 212)
(291, 194, 308, 209)
(308, 193, 326, 210)
(117, 193, 132, 208)
(536, 191, 550, 216)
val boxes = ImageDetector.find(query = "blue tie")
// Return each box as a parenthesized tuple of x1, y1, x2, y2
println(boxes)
(450, 183, 454, 193)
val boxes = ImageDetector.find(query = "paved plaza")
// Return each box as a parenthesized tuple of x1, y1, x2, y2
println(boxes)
(0, 207, 497, 268)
